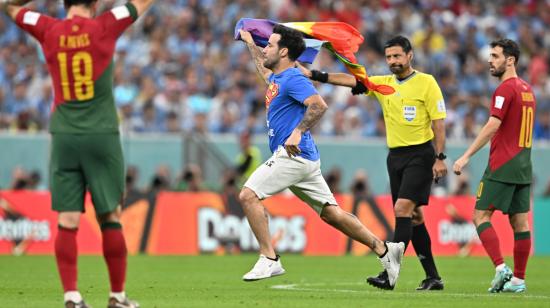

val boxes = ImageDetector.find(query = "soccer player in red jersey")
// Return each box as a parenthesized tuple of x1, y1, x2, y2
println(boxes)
(454, 39, 535, 293)
(1, 0, 155, 306)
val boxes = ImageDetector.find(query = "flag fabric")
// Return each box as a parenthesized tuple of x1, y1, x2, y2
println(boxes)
(234, 18, 323, 64)
(234, 18, 395, 95)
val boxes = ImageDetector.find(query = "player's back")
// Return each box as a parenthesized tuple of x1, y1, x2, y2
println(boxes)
(487, 77, 535, 183)
(15, 4, 138, 133)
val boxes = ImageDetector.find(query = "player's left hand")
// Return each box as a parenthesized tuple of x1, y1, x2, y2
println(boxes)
(453, 156, 469, 175)
(284, 129, 302, 157)
(432, 159, 447, 182)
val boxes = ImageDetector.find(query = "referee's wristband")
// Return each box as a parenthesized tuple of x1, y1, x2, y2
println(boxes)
(310, 70, 329, 83)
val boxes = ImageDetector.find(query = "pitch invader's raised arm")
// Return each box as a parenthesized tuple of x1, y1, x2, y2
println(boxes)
(239, 29, 271, 85)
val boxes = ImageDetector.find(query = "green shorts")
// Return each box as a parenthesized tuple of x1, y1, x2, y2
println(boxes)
(475, 176, 530, 215)
(50, 133, 125, 215)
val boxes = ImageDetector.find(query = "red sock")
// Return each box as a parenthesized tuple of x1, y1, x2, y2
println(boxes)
(476, 222, 504, 267)
(55, 226, 78, 292)
(513, 231, 531, 279)
(102, 222, 127, 292)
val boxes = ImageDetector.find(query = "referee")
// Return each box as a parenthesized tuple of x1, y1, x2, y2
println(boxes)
(299, 36, 447, 290)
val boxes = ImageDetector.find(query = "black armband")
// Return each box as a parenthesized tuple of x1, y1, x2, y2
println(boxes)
(310, 70, 329, 83)
(351, 80, 368, 95)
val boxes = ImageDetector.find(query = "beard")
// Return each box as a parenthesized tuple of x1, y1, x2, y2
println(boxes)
(490, 63, 506, 77)
(389, 63, 408, 75)
(263, 56, 279, 70)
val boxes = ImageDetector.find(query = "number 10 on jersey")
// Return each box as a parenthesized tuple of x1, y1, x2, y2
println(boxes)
(57, 51, 94, 101)
(518, 106, 533, 148)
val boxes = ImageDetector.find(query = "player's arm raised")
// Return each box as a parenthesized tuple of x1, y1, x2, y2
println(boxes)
(0, 0, 33, 20)
(240, 29, 271, 85)
(284, 94, 328, 157)
(128, 0, 155, 17)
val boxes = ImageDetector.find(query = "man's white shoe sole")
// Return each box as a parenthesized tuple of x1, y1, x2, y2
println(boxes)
(243, 269, 286, 281)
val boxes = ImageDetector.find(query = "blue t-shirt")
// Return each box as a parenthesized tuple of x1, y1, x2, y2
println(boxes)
(265, 67, 319, 161)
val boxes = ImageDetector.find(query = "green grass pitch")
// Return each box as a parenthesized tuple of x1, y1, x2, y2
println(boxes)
(1, 255, 549, 307)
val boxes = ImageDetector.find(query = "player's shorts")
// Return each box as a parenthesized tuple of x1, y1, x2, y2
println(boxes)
(244, 146, 337, 215)
(387, 141, 435, 206)
(475, 176, 530, 215)
(50, 133, 125, 215)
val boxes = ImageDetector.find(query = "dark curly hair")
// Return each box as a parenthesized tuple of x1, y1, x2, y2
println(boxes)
(490, 38, 520, 65)
(64, 0, 97, 9)
(384, 35, 413, 53)
(272, 24, 305, 61)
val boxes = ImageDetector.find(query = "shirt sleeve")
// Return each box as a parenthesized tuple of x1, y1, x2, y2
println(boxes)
(490, 83, 514, 120)
(287, 73, 318, 104)
(14, 8, 57, 43)
(96, 3, 138, 40)
(425, 75, 446, 120)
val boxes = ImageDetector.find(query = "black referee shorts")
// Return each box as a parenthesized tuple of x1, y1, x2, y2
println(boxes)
(387, 141, 435, 206)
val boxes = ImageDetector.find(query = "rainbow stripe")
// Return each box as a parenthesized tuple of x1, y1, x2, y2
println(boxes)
(235, 18, 395, 95)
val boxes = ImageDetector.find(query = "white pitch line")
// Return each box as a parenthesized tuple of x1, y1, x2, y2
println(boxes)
(270, 283, 550, 300)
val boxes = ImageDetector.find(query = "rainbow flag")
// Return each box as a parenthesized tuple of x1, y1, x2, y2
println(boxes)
(234, 18, 323, 64)
(235, 18, 395, 95)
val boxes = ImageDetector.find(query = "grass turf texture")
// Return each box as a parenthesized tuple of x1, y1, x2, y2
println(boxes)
(1, 255, 549, 307)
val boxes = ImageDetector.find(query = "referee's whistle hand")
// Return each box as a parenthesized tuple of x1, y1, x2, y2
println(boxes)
(432, 160, 447, 180)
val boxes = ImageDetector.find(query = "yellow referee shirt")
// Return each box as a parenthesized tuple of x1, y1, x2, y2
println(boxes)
(367, 71, 446, 148)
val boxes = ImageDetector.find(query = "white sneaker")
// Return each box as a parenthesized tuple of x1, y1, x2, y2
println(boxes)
(242, 254, 285, 281)
(378, 242, 405, 288)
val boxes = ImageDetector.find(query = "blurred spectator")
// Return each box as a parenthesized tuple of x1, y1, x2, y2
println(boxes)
(0, 197, 34, 256)
(148, 165, 172, 193)
(220, 168, 244, 217)
(164, 111, 183, 133)
(445, 203, 476, 257)
(27, 170, 44, 190)
(347, 169, 393, 251)
(234, 130, 262, 187)
(133, 102, 163, 132)
(324, 167, 342, 195)
(452, 171, 471, 196)
(543, 179, 550, 198)
(7, 167, 43, 190)
(350, 169, 373, 200)
(0, 1, 549, 143)
(175, 164, 205, 192)
(10, 110, 39, 133)
(534, 108, 550, 140)
(10, 166, 29, 190)
(125, 165, 143, 201)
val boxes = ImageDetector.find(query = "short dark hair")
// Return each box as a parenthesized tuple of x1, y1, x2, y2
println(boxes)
(64, 0, 97, 9)
(490, 38, 520, 64)
(384, 35, 412, 53)
(272, 24, 306, 61)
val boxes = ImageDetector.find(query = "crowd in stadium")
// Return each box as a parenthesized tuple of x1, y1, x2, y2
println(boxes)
(1, 0, 550, 140)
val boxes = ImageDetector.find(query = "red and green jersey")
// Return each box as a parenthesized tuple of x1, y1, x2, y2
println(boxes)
(485, 77, 536, 184)
(15, 3, 138, 133)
